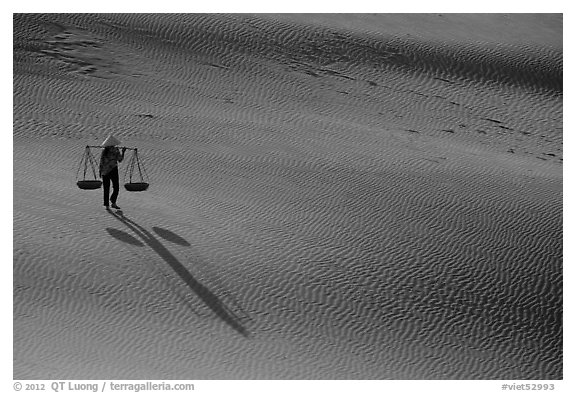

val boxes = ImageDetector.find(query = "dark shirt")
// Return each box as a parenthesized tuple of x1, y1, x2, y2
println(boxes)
(99, 147, 124, 177)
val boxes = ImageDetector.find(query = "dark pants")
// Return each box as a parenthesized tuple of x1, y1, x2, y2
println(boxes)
(102, 166, 120, 206)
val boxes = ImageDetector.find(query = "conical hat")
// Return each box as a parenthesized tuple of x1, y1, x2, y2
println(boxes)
(101, 134, 121, 147)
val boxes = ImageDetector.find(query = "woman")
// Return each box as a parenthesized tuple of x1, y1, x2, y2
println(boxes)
(99, 135, 126, 209)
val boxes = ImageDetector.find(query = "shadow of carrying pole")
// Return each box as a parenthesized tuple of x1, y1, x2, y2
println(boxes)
(107, 209, 249, 338)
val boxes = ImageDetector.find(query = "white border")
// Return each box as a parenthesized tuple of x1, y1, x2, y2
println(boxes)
(6, 4, 570, 392)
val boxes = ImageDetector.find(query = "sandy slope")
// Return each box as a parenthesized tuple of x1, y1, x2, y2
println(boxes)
(13, 13, 562, 379)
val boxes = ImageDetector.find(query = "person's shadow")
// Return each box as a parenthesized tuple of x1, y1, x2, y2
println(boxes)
(106, 209, 250, 337)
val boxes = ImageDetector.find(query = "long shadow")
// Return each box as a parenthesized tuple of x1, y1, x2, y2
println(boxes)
(106, 209, 249, 337)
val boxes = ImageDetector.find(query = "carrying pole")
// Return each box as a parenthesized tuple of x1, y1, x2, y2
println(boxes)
(87, 145, 137, 150)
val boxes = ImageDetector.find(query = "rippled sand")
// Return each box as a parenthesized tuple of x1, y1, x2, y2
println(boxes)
(13, 13, 562, 379)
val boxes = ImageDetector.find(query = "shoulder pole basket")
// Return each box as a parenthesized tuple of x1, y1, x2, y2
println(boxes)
(124, 148, 150, 192)
(76, 146, 102, 190)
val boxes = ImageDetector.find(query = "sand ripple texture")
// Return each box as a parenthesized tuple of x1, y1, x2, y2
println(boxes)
(13, 14, 562, 379)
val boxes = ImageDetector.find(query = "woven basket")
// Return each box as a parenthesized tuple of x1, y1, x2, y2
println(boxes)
(77, 180, 103, 190)
(124, 182, 149, 192)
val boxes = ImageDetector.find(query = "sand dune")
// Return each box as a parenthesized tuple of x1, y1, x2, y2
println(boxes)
(13, 13, 562, 379)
